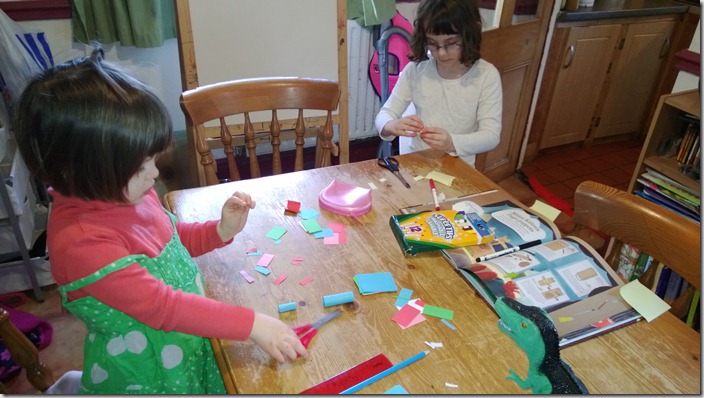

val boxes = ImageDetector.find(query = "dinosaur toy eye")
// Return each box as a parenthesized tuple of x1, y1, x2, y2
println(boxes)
(520, 322, 527, 328)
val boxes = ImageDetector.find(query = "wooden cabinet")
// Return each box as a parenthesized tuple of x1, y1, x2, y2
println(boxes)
(537, 24, 620, 149)
(628, 89, 700, 195)
(593, 20, 676, 139)
(530, 13, 684, 152)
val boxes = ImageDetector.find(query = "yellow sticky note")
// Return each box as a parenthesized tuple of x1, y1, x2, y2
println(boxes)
(558, 317, 573, 323)
(426, 171, 455, 186)
(619, 280, 671, 322)
(530, 200, 561, 222)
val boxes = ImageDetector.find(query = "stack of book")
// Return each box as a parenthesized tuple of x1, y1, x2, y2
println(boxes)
(634, 168, 700, 224)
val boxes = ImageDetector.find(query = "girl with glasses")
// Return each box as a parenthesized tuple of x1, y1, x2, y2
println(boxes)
(375, 0, 502, 167)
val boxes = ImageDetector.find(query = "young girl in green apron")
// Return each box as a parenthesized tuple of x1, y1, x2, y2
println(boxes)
(12, 49, 307, 394)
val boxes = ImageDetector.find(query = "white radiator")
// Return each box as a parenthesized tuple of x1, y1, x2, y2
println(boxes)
(347, 21, 381, 141)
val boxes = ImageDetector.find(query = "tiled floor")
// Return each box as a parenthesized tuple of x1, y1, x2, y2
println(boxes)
(3, 137, 645, 393)
(518, 138, 644, 209)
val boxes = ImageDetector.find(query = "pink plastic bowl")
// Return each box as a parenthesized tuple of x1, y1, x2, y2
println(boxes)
(318, 180, 372, 218)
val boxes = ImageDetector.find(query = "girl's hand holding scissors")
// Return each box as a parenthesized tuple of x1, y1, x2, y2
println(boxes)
(250, 312, 308, 363)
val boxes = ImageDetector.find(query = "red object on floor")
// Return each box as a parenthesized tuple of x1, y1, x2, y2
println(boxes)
(0, 292, 27, 308)
(527, 176, 574, 217)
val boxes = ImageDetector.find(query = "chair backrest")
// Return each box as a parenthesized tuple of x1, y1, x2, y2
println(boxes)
(573, 181, 700, 290)
(180, 77, 341, 186)
(0, 307, 54, 393)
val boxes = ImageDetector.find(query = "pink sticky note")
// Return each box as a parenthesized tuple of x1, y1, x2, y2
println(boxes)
(239, 270, 254, 283)
(328, 221, 346, 233)
(273, 274, 288, 285)
(299, 277, 314, 286)
(392, 304, 425, 329)
(323, 233, 340, 245)
(292, 257, 304, 262)
(245, 247, 258, 253)
(291, 261, 302, 266)
(257, 253, 274, 267)
(337, 231, 347, 244)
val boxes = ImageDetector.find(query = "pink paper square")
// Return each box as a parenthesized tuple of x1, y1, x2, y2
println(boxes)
(323, 233, 340, 245)
(392, 304, 425, 329)
(328, 221, 346, 233)
(257, 253, 274, 267)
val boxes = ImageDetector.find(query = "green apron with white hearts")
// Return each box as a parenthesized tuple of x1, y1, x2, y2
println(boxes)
(58, 213, 226, 394)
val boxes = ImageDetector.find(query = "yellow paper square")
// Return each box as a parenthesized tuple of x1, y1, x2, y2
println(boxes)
(530, 200, 561, 222)
(619, 280, 670, 322)
(426, 171, 455, 187)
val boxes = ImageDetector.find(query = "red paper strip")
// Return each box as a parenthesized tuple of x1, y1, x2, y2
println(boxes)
(299, 353, 393, 394)
(273, 274, 288, 285)
(299, 277, 314, 286)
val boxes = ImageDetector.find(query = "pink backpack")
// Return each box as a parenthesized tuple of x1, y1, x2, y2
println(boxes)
(368, 10, 413, 99)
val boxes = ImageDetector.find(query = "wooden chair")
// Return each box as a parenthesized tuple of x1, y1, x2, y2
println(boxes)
(573, 181, 700, 318)
(0, 308, 82, 394)
(180, 77, 341, 186)
(0, 307, 54, 393)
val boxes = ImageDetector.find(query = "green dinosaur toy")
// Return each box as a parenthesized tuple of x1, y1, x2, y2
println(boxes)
(495, 296, 589, 394)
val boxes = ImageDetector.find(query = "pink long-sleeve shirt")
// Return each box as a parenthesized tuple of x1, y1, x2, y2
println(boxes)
(47, 188, 254, 341)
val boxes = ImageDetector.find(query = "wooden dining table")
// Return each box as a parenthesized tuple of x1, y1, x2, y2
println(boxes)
(163, 149, 700, 395)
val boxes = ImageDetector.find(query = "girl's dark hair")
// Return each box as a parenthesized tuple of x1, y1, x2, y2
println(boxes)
(12, 48, 172, 203)
(409, 0, 483, 66)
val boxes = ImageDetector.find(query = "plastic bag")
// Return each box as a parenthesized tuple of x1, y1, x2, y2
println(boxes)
(0, 8, 54, 128)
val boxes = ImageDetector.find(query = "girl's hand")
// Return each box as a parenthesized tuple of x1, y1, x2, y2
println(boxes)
(249, 312, 308, 363)
(419, 126, 455, 152)
(381, 115, 425, 138)
(217, 192, 256, 242)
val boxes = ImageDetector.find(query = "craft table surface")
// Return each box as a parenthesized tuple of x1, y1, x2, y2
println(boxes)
(163, 149, 700, 394)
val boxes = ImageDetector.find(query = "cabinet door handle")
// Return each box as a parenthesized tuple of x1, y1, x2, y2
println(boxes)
(659, 37, 670, 58)
(563, 45, 575, 68)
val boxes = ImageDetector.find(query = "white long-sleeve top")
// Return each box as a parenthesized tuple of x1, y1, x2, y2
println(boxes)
(375, 58, 502, 166)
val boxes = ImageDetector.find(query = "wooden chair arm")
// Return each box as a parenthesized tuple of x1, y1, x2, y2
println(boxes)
(573, 181, 700, 290)
(0, 308, 55, 392)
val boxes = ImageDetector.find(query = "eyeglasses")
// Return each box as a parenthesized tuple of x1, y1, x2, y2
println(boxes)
(426, 41, 462, 53)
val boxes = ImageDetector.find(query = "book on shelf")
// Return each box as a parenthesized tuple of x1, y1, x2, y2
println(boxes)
(635, 168, 701, 223)
(399, 189, 642, 348)
(629, 252, 652, 282)
(615, 242, 641, 281)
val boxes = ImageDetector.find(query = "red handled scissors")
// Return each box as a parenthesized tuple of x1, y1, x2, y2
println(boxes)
(292, 310, 342, 352)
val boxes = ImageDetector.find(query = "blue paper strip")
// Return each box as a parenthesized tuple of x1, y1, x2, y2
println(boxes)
(323, 291, 354, 307)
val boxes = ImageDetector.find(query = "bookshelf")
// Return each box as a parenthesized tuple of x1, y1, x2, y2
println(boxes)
(623, 89, 700, 328)
(628, 89, 701, 194)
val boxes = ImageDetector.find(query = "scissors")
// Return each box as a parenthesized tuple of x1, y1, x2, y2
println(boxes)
(292, 310, 342, 353)
(377, 157, 411, 188)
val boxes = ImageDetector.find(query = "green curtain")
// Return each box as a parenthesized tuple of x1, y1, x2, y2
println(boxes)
(347, 0, 396, 27)
(72, 0, 176, 48)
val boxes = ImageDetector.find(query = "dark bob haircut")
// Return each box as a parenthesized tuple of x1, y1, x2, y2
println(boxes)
(12, 49, 172, 203)
(409, 0, 483, 66)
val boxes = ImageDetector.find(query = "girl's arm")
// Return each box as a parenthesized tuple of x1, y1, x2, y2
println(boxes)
(61, 239, 254, 340)
(176, 220, 231, 257)
(375, 63, 418, 140)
